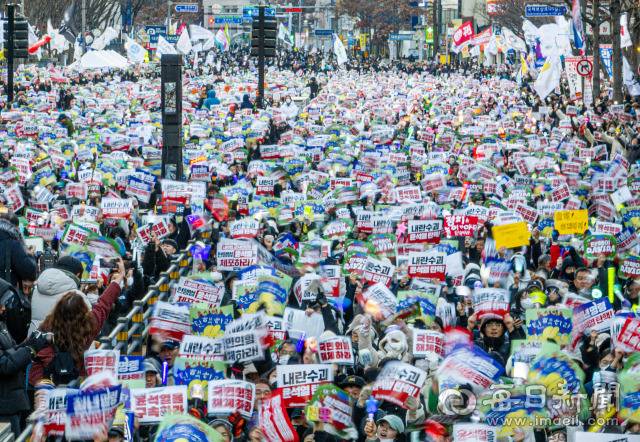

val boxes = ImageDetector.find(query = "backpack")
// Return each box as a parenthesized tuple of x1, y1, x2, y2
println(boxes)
(0, 277, 30, 344)
(43, 345, 80, 386)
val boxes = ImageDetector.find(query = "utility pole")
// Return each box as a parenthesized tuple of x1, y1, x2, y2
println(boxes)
(4, 4, 28, 103)
(432, 0, 439, 58)
(81, 0, 86, 51)
(250, 5, 276, 109)
(160, 54, 183, 180)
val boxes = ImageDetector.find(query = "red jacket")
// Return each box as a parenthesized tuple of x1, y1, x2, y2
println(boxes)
(29, 282, 121, 386)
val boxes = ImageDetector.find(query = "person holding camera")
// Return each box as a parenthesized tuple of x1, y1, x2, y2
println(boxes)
(0, 298, 51, 435)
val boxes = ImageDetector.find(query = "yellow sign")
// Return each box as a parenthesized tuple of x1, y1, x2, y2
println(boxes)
(492, 222, 531, 249)
(439, 54, 450, 65)
(359, 34, 367, 49)
(425, 27, 433, 43)
(554, 209, 588, 235)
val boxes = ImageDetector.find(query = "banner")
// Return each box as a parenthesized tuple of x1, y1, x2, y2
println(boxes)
(118, 355, 145, 388)
(553, 209, 588, 235)
(100, 197, 133, 219)
(223, 329, 265, 363)
(372, 360, 427, 408)
(437, 346, 504, 394)
(207, 380, 256, 418)
(276, 364, 333, 408)
(452, 21, 474, 47)
(148, 301, 191, 342)
(472, 288, 510, 320)
(492, 222, 530, 249)
(573, 297, 613, 336)
(179, 335, 224, 361)
(317, 336, 354, 364)
(583, 234, 617, 258)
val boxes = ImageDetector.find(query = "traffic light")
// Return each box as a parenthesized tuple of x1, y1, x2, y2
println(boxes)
(3, 7, 29, 59)
(251, 13, 277, 58)
(13, 14, 29, 58)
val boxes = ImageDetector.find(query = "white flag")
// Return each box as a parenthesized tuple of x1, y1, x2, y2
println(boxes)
(92, 26, 119, 50)
(47, 19, 69, 53)
(534, 54, 562, 100)
(501, 28, 526, 53)
(176, 30, 192, 54)
(28, 24, 41, 60)
(278, 23, 293, 46)
(620, 13, 632, 49)
(205, 51, 214, 66)
(333, 34, 348, 66)
(156, 35, 178, 57)
(623, 56, 640, 96)
(126, 36, 145, 63)
(202, 36, 216, 51)
(189, 24, 214, 42)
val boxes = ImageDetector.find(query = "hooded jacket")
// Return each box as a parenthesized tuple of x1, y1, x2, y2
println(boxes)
(29, 268, 86, 334)
(202, 90, 221, 110)
(0, 218, 37, 286)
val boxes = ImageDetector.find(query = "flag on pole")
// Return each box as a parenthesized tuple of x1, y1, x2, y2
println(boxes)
(126, 36, 145, 63)
(176, 29, 193, 54)
(278, 23, 293, 46)
(333, 34, 348, 66)
(534, 54, 562, 100)
(215, 28, 229, 51)
(156, 35, 178, 58)
(571, 0, 584, 53)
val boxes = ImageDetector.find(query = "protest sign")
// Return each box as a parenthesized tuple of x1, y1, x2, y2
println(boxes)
(117, 355, 145, 389)
(573, 297, 614, 336)
(317, 335, 354, 364)
(492, 222, 530, 249)
(437, 346, 504, 394)
(154, 414, 224, 441)
(472, 288, 510, 320)
(407, 219, 443, 243)
(179, 335, 224, 361)
(84, 349, 119, 377)
(277, 364, 334, 408)
(407, 251, 446, 280)
(361, 256, 395, 286)
(64, 385, 121, 440)
(305, 384, 357, 439)
(554, 209, 588, 235)
(230, 218, 260, 239)
(171, 277, 225, 307)
(372, 361, 427, 408)
(526, 307, 573, 345)
(360, 283, 398, 320)
(207, 380, 256, 418)
(584, 234, 617, 258)
(412, 329, 445, 358)
(259, 391, 298, 442)
(100, 197, 132, 219)
(223, 329, 265, 363)
(148, 301, 191, 342)
(130, 386, 188, 424)
(189, 303, 234, 338)
(616, 317, 640, 353)
(216, 239, 259, 271)
(443, 215, 479, 237)
(452, 423, 498, 442)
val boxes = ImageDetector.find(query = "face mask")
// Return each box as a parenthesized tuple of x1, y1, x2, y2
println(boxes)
(127, 276, 134, 287)
(380, 439, 395, 442)
(599, 363, 610, 371)
(520, 298, 534, 310)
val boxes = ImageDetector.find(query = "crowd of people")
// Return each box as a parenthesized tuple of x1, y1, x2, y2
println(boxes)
(0, 43, 637, 442)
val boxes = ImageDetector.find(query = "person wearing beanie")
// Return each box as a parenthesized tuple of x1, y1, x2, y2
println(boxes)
(29, 255, 88, 333)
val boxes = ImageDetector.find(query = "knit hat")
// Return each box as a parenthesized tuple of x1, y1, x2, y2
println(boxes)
(55, 255, 84, 277)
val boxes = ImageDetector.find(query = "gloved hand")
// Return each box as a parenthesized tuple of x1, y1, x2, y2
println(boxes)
(24, 331, 51, 352)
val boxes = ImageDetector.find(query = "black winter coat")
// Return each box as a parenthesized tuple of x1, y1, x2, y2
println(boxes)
(0, 219, 37, 286)
(0, 322, 31, 413)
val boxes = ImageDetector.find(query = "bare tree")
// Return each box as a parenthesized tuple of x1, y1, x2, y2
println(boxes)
(24, 0, 121, 33)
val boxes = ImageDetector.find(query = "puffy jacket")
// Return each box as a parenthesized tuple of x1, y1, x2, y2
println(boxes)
(29, 282, 121, 386)
(0, 219, 37, 287)
(0, 321, 31, 413)
(29, 268, 86, 334)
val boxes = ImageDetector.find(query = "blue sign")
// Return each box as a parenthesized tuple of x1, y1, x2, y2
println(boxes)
(600, 46, 613, 78)
(175, 3, 199, 13)
(389, 33, 413, 41)
(215, 16, 243, 24)
(145, 25, 167, 44)
(243, 7, 276, 17)
(524, 4, 567, 17)
(314, 29, 333, 37)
